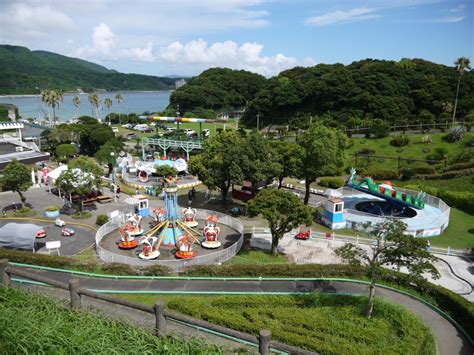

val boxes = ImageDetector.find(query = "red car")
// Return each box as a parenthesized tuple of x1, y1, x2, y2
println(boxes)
(295, 230, 311, 240)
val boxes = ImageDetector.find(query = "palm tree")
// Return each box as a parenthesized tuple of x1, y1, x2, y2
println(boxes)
(40, 89, 54, 126)
(104, 97, 113, 125)
(115, 93, 123, 125)
(88, 94, 101, 121)
(53, 90, 64, 125)
(72, 96, 81, 119)
(452, 57, 471, 124)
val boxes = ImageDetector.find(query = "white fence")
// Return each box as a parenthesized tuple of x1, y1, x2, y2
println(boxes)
(95, 209, 244, 272)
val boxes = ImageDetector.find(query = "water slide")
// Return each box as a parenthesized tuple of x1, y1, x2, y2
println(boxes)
(346, 168, 425, 209)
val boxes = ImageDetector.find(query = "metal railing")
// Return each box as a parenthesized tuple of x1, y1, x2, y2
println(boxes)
(0, 260, 311, 355)
(95, 210, 244, 272)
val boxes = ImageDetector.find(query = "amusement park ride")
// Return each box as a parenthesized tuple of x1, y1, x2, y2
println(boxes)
(117, 176, 222, 260)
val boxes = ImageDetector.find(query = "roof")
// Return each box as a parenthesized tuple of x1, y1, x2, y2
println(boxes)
(0, 222, 40, 250)
(47, 164, 68, 180)
(0, 148, 50, 170)
(328, 197, 343, 203)
(0, 122, 23, 131)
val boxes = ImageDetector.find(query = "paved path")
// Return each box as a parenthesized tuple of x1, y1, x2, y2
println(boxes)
(13, 266, 473, 355)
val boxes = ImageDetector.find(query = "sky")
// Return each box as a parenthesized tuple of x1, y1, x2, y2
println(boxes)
(0, 0, 472, 77)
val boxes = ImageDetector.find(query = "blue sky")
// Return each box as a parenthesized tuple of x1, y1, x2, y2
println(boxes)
(1, 0, 472, 77)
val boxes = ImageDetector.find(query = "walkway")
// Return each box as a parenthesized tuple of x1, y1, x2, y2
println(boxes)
(11, 266, 473, 355)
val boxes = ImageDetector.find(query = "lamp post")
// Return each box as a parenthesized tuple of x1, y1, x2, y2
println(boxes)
(110, 152, 117, 202)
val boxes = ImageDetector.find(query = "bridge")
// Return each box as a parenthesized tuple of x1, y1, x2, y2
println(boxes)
(141, 137, 203, 160)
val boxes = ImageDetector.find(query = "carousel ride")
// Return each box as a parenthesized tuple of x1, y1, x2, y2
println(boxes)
(117, 176, 224, 260)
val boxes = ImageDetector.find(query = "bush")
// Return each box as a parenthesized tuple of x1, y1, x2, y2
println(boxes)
(369, 119, 390, 138)
(357, 148, 376, 155)
(421, 135, 432, 145)
(449, 150, 473, 164)
(390, 134, 410, 147)
(365, 169, 399, 180)
(95, 214, 109, 226)
(319, 177, 345, 188)
(447, 161, 474, 171)
(399, 167, 415, 181)
(426, 147, 448, 163)
(72, 211, 92, 219)
(411, 166, 436, 175)
(12, 207, 36, 218)
(44, 205, 60, 212)
(444, 126, 466, 142)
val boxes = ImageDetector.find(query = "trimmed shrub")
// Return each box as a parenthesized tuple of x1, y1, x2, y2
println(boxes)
(426, 148, 448, 164)
(411, 166, 436, 175)
(390, 134, 410, 147)
(399, 167, 415, 181)
(44, 205, 60, 212)
(444, 126, 466, 142)
(357, 148, 376, 155)
(447, 161, 474, 171)
(95, 214, 109, 226)
(72, 211, 92, 219)
(319, 177, 345, 189)
(449, 151, 474, 165)
(365, 169, 399, 180)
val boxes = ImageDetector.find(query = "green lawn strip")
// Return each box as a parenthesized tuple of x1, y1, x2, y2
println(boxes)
(224, 249, 287, 265)
(0, 287, 222, 354)
(116, 293, 435, 355)
(429, 208, 474, 249)
(347, 132, 473, 171)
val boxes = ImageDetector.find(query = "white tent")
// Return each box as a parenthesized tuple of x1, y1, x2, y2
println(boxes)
(47, 165, 68, 182)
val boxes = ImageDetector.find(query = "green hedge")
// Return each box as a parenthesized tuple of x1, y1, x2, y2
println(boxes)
(446, 161, 474, 171)
(365, 169, 399, 180)
(318, 177, 346, 189)
(405, 184, 474, 214)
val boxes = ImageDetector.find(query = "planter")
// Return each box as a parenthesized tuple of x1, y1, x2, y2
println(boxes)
(44, 210, 60, 218)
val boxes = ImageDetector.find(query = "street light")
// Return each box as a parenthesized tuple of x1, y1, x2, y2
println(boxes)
(110, 152, 117, 202)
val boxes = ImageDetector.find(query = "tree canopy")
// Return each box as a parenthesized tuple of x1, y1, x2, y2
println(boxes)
(0, 159, 33, 204)
(335, 220, 438, 318)
(247, 188, 312, 255)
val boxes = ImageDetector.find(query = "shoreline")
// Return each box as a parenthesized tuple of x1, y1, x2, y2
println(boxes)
(0, 90, 172, 98)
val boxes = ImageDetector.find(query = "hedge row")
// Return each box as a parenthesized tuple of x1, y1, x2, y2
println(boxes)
(364, 169, 399, 180)
(446, 160, 474, 171)
(417, 168, 474, 181)
(404, 184, 474, 214)
(318, 177, 346, 189)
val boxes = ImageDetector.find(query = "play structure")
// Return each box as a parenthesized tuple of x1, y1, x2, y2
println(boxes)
(175, 235, 197, 259)
(320, 168, 450, 237)
(138, 235, 160, 260)
(117, 214, 143, 249)
(182, 206, 198, 228)
(347, 168, 425, 209)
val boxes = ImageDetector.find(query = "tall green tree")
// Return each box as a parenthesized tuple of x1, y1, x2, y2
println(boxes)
(0, 159, 33, 204)
(335, 220, 438, 319)
(240, 131, 281, 194)
(55, 143, 77, 162)
(298, 124, 348, 204)
(115, 93, 123, 125)
(188, 130, 244, 204)
(452, 57, 471, 124)
(72, 96, 81, 119)
(94, 140, 123, 176)
(104, 98, 113, 125)
(270, 140, 304, 188)
(247, 188, 312, 255)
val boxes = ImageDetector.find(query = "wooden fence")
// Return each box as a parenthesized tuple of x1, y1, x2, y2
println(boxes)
(0, 259, 314, 355)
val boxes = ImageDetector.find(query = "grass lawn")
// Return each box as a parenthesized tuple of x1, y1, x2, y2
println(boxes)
(347, 132, 474, 171)
(224, 249, 287, 265)
(73, 245, 98, 261)
(118, 293, 435, 355)
(0, 287, 222, 354)
(430, 208, 474, 249)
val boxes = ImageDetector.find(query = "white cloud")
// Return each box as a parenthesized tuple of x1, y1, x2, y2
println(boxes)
(158, 39, 313, 77)
(76, 23, 156, 63)
(305, 7, 380, 27)
(434, 16, 465, 23)
(0, 3, 75, 42)
(449, 4, 465, 12)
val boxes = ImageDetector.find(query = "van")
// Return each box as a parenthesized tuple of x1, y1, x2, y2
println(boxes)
(134, 124, 149, 132)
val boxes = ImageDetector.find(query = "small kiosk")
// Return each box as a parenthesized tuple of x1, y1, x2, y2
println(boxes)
(322, 198, 346, 230)
(136, 194, 150, 218)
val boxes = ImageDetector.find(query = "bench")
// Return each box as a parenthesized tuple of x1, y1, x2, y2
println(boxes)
(96, 196, 113, 204)
(82, 198, 96, 206)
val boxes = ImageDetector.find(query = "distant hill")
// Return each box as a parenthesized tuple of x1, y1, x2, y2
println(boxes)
(0, 45, 184, 94)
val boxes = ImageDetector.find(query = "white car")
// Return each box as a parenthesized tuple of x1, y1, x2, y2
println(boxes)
(55, 218, 66, 227)
(112, 127, 119, 133)
(202, 129, 210, 137)
(165, 127, 176, 132)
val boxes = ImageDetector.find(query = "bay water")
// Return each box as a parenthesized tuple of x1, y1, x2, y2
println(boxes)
(0, 91, 171, 122)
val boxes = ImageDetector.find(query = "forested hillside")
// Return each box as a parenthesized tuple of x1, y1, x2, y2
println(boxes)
(0, 45, 182, 94)
(240, 59, 474, 128)
(167, 68, 266, 113)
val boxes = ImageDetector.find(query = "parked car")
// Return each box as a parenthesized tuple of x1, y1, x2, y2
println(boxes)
(126, 133, 138, 140)
(122, 123, 134, 129)
(202, 129, 211, 138)
(165, 127, 176, 132)
(112, 127, 119, 133)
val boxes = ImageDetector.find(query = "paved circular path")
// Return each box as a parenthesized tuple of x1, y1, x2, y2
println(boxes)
(16, 267, 474, 355)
